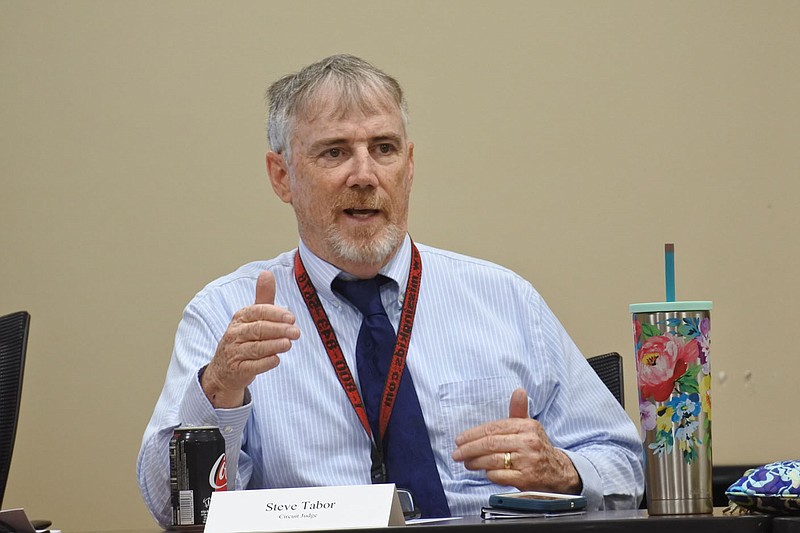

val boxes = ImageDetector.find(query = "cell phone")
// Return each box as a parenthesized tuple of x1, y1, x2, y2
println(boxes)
(488, 491, 587, 512)
(397, 489, 420, 519)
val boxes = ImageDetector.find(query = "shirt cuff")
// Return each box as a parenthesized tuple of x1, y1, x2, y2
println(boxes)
(178, 366, 253, 432)
(561, 449, 603, 511)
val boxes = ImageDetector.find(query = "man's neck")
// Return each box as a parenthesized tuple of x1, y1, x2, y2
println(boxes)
(302, 240, 405, 280)
(338, 263, 383, 280)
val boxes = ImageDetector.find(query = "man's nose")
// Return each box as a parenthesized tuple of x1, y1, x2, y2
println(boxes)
(345, 147, 379, 188)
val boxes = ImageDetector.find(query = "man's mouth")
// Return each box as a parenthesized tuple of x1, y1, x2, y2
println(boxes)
(344, 208, 380, 218)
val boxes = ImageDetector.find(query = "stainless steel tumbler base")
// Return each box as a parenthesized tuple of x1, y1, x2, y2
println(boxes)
(647, 498, 713, 515)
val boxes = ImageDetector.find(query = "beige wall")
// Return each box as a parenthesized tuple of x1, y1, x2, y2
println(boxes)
(2, 1, 798, 530)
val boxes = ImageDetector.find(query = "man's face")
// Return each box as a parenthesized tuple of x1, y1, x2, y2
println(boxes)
(268, 90, 414, 276)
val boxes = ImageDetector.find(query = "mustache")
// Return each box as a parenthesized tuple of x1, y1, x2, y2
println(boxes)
(332, 190, 389, 211)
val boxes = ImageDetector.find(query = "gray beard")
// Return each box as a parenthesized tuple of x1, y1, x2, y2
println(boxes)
(324, 223, 404, 267)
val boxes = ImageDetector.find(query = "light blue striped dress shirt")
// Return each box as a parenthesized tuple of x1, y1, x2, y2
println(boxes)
(137, 235, 644, 527)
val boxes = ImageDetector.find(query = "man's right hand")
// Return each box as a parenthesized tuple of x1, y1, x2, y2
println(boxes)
(201, 270, 301, 408)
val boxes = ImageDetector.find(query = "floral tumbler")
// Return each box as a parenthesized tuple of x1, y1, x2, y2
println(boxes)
(630, 301, 713, 515)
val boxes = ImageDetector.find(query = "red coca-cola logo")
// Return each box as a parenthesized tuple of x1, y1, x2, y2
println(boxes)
(209, 453, 227, 491)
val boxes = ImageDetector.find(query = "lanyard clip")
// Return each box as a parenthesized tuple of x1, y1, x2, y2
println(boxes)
(370, 444, 387, 484)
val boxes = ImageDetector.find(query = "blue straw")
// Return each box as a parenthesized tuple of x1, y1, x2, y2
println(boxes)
(665, 243, 675, 302)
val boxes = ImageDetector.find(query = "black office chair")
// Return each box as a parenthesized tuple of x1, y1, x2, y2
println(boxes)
(587, 352, 624, 407)
(0, 311, 29, 511)
(0, 311, 52, 532)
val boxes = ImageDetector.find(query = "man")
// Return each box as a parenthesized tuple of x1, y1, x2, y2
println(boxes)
(137, 54, 643, 527)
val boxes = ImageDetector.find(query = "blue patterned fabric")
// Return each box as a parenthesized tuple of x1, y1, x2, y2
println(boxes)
(726, 460, 800, 514)
(332, 275, 450, 517)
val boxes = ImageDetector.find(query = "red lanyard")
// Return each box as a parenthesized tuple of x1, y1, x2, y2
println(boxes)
(293, 242, 422, 442)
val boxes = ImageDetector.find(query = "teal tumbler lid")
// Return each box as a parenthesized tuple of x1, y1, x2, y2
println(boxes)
(629, 301, 713, 313)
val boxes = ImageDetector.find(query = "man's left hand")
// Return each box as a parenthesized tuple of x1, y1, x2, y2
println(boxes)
(451, 388, 582, 495)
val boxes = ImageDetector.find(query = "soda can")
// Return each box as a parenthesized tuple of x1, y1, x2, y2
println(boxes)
(169, 426, 227, 527)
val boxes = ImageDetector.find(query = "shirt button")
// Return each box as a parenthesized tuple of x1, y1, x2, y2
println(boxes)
(223, 426, 233, 434)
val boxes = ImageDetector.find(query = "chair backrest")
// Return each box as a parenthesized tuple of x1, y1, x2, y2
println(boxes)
(0, 311, 30, 509)
(587, 352, 624, 407)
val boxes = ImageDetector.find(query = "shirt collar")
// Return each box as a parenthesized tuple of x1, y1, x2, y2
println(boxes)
(296, 234, 412, 304)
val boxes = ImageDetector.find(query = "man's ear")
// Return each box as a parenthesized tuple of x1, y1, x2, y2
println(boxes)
(266, 151, 292, 204)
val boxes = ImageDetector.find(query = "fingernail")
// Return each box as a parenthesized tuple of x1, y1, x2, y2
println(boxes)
(282, 313, 295, 323)
(287, 326, 300, 338)
(452, 448, 462, 461)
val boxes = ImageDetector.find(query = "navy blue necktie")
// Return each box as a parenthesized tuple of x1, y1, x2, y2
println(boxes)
(332, 276, 451, 518)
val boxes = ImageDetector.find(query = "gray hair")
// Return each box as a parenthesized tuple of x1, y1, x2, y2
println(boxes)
(266, 54, 409, 162)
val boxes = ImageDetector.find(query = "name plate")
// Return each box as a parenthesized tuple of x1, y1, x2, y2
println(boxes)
(204, 484, 405, 532)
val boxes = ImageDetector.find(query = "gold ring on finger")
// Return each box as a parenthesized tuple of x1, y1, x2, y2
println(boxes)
(503, 452, 512, 469)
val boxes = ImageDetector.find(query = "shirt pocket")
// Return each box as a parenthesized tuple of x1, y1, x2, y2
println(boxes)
(438, 375, 521, 482)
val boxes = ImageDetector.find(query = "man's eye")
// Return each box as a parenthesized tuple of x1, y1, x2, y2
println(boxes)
(327, 148, 342, 158)
(377, 143, 394, 154)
